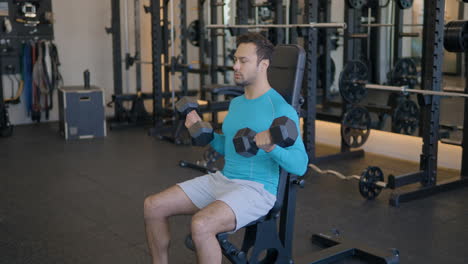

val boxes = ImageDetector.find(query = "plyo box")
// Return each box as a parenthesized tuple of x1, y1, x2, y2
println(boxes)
(58, 86, 107, 140)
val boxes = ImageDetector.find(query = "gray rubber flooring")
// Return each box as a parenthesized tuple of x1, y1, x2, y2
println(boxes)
(1, 123, 467, 264)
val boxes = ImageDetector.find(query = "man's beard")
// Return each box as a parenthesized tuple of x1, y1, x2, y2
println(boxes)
(234, 79, 251, 87)
(234, 73, 256, 87)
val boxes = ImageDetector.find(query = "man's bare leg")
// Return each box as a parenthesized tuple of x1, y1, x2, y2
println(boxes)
(144, 185, 199, 264)
(191, 200, 236, 264)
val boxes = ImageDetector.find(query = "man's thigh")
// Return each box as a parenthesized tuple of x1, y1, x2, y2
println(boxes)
(177, 173, 218, 209)
(194, 200, 237, 234)
(216, 180, 276, 232)
(146, 185, 200, 216)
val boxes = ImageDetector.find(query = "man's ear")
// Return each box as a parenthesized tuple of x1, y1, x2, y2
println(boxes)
(260, 59, 270, 72)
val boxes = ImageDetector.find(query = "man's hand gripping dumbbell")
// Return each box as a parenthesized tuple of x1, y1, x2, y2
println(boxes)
(233, 116, 298, 157)
(175, 97, 214, 146)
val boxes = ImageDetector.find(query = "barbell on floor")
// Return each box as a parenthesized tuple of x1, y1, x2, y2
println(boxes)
(308, 164, 388, 200)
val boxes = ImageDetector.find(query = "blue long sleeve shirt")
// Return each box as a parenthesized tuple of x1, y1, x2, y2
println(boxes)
(210, 88, 309, 195)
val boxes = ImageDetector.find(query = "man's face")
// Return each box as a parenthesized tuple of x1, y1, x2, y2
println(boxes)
(233, 43, 261, 87)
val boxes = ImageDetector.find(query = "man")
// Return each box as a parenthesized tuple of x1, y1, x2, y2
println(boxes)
(144, 33, 308, 264)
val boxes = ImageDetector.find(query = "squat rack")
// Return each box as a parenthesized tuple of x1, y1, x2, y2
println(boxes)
(388, 0, 468, 206)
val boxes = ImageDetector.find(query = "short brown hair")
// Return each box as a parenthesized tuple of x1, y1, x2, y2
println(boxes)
(236, 32, 274, 64)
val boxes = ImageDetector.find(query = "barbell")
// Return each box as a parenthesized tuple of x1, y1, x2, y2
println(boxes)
(348, 0, 413, 9)
(339, 60, 468, 105)
(205, 22, 347, 29)
(308, 164, 388, 200)
(360, 23, 423, 28)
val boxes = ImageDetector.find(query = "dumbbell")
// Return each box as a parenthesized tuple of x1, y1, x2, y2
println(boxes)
(175, 97, 214, 146)
(233, 116, 298, 158)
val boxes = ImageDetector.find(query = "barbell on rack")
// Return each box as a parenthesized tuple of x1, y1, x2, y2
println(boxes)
(339, 60, 468, 105)
(360, 23, 423, 28)
(205, 22, 347, 29)
(348, 0, 413, 9)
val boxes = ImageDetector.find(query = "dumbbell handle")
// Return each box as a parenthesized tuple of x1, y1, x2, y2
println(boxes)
(234, 116, 298, 157)
(184, 110, 203, 126)
(250, 130, 272, 144)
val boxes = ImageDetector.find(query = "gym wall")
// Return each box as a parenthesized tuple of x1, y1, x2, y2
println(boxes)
(5, 0, 112, 124)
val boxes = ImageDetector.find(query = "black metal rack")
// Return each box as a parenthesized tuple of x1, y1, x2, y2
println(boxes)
(387, 0, 468, 206)
(107, 0, 152, 129)
(309, 1, 366, 163)
(0, 57, 12, 137)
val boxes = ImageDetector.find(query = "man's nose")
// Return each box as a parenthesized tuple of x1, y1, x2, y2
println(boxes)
(233, 61, 240, 71)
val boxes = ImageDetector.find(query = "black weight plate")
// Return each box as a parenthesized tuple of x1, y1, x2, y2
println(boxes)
(348, 0, 367, 8)
(187, 20, 200, 47)
(444, 20, 468, 53)
(339, 60, 368, 104)
(391, 58, 418, 89)
(397, 0, 413, 9)
(359, 166, 384, 200)
(341, 106, 371, 148)
(392, 99, 419, 135)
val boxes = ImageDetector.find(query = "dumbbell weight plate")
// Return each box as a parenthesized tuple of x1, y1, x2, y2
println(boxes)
(175, 97, 199, 116)
(233, 128, 259, 158)
(269, 116, 298, 148)
(189, 121, 214, 146)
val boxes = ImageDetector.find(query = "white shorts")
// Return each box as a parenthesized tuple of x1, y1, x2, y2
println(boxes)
(177, 171, 276, 232)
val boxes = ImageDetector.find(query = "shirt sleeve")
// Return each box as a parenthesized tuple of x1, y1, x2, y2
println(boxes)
(209, 132, 225, 156)
(266, 108, 309, 176)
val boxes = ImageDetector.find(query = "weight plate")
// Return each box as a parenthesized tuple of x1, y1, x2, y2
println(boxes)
(392, 99, 419, 135)
(339, 60, 368, 104)
(187, 20, 200, 47)
(359, 166, 384, 200)
(341, 106, 371, 148)
(444, 20, 468, 53)
(348, 0, 367, 8)
(396, 0, 413, 9)
(390, 58, 418, 89)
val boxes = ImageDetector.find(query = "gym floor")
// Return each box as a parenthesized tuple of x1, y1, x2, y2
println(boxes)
(0, 120, 468, 264)
(1, 122, 467, 264)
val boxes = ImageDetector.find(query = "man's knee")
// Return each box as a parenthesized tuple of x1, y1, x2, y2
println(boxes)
(144, 194, 167, 219)
(191, 214, 213, 240)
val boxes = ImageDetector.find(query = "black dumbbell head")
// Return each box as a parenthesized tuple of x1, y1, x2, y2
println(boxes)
(175, 97, 199, 116)
(270, 116, 298, 148)
(188, 121, 214, 146)
(233, 128, 258, 158)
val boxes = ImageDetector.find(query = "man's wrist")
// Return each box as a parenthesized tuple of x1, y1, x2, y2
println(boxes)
(264, 144, 276, 152)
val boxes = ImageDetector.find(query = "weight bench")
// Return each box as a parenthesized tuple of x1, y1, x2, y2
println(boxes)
(184, 44, 306, 263)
